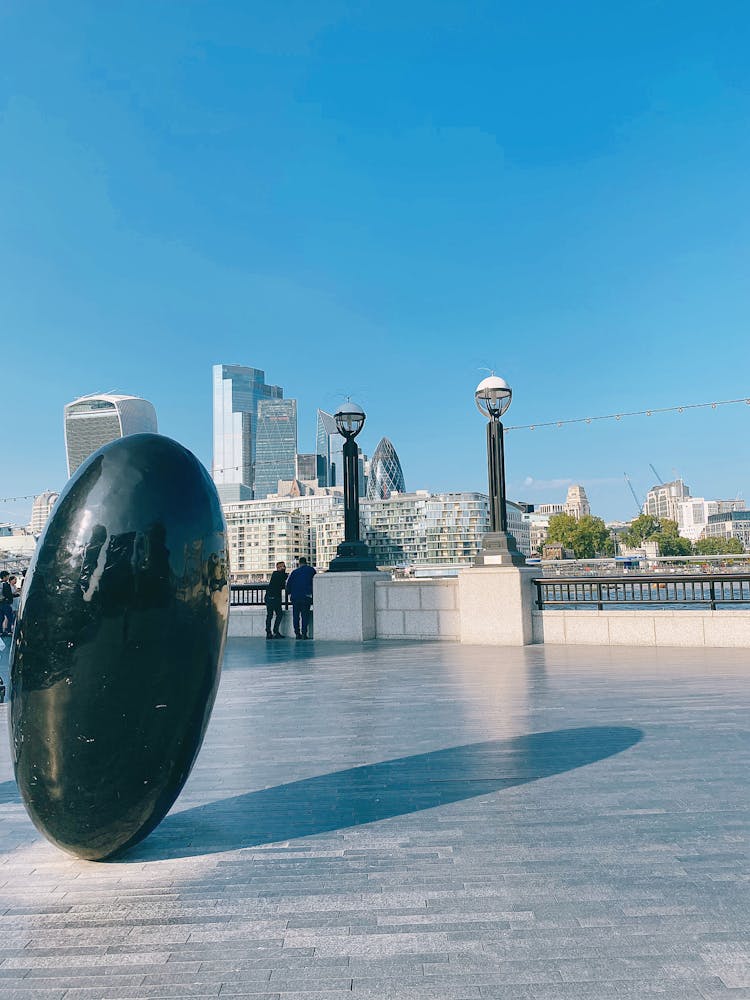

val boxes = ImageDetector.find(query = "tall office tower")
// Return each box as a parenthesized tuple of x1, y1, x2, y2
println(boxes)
(563, 484, 591, 520)
(253, 399, 298, 500)
(64, 394, 158, 477)
(366, 437, 405, 499)
(212, 365, 283, 503)
(358, 452, 368, 497)
(315, 409, 341, 487)
(296, 453, 326, 483)
(29, 491, 60, 535)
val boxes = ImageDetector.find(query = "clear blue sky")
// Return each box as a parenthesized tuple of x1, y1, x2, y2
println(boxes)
(2, 0, 749, 525)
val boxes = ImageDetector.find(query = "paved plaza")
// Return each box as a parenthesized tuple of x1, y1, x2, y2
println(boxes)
(0, 638, 748, 999)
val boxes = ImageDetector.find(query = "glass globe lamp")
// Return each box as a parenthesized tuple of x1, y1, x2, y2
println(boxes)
(334, 401, 366, 439)
(475, 375, 512, 420)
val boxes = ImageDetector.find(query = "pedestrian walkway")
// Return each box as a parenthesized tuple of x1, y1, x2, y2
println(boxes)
(0, 639, 748, 998)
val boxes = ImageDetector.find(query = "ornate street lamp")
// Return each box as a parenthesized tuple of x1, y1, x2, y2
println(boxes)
(474, 374, 526, 566)
(327, 401, 377, 572)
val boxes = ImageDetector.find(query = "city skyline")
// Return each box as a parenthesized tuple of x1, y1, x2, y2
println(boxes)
(2, 369, 747, 530)
(2, 2, 748, 524)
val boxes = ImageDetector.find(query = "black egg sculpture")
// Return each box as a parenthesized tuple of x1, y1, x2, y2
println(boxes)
(9, 433, 229, 860)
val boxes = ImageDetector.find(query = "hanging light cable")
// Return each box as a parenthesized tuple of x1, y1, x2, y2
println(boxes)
(505, 396, 750, 433)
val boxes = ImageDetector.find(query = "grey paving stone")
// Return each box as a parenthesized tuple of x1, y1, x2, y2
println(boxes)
(0, 991, 67, 1000)
(352, 989, 482, 1000)
(60, 990, 222, 1000)
(0, 640, 747, 1000)
(20, 972, 146, 986)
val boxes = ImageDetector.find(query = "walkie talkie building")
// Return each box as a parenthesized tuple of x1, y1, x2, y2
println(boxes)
(64, 394, 158, 477)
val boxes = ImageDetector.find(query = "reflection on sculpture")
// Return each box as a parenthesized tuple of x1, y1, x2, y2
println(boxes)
(9, 433, 229, 861)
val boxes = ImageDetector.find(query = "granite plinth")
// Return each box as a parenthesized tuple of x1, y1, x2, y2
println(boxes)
(313, 570, 384, 640)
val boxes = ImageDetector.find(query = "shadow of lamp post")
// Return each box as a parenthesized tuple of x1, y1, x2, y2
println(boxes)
(327, 401, 377, 572)
(474, 374, 526, 567)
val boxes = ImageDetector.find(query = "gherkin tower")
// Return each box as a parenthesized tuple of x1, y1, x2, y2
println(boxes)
(366, 437, 405, 500)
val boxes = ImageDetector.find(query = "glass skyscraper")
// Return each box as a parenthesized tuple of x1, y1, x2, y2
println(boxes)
(366, 437, 405, 499)
(64, 394, 158, 477)
(212, 364, 283, 502)
(296, 453, 326, 483)
(315, 409, 341, 487)
(253, 398, 298, 499)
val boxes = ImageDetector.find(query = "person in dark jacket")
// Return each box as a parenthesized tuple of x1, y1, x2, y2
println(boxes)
(264, 561, 287, 639)
(286, 557, 316, 639)
(0, 571, 14, 638)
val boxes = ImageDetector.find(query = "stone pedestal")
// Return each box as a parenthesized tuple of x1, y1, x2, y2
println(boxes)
(458, 566, 537, 645)
(474, 531, 526, 567)
(326, 540, 378, 573)
(313, 571, 385, 641)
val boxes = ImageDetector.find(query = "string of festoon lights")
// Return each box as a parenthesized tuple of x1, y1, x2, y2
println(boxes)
(0, 494, 42, 504)
(504, 396, 750, 433)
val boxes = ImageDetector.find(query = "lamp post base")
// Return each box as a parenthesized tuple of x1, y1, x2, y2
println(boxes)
(474, 532, 527, 567)
(327, 541, 378, 573)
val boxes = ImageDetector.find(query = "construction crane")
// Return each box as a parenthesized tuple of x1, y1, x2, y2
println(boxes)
(623, 473, 643, 515)
(649, 464, 664, 485)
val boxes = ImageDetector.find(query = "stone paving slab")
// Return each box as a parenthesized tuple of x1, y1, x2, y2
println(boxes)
(0, 638, 748, 999)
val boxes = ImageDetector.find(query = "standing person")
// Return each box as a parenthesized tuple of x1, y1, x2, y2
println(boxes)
(0, 571, 14, 637)
(264, 561, 287, 639)
(9, 575, 20, 616)
(286, 557, 316, 640)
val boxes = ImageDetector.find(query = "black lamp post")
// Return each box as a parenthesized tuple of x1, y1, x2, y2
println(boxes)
(327, 401, 377, 573)
(474, 375, 526, 567)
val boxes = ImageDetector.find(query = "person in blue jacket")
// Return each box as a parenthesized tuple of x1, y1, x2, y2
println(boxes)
(286, 557, 316, 639)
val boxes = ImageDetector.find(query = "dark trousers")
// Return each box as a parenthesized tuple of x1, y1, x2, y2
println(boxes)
(292, 597, 312, 637)
(264, 599, 283, 635)
(0, 602, 13, 635)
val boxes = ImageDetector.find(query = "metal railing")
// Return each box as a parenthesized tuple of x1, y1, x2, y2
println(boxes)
(530, 555, 750, 577)
(230, 584, 292, 608)
(534, 574, 750, 611)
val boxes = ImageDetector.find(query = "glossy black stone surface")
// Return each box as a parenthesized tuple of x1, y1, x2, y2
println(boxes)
(9, 433, 229, 861)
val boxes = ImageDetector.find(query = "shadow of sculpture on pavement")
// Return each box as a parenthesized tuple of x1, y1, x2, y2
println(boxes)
(124, 725, 643, 861)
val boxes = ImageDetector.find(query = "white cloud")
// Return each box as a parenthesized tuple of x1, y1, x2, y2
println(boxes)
(521, 476, 573, 491)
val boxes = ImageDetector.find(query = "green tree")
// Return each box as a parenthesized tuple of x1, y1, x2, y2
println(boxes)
(545, 513, 578, 552)
(546, 512, 611, 559)
(693, 536, 745, 555)
(653, 518, 692, 556)
(574, 514, 613, 558)
(621, 514, 660, 548)
(621, 515, 692, 556)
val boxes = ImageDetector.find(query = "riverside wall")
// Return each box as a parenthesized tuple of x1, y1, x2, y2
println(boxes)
(228, 576, 750, 647)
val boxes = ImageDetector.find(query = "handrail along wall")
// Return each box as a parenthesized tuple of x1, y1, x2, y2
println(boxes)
(534, 574, 750, 611)
(230, 584, 294, 609)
